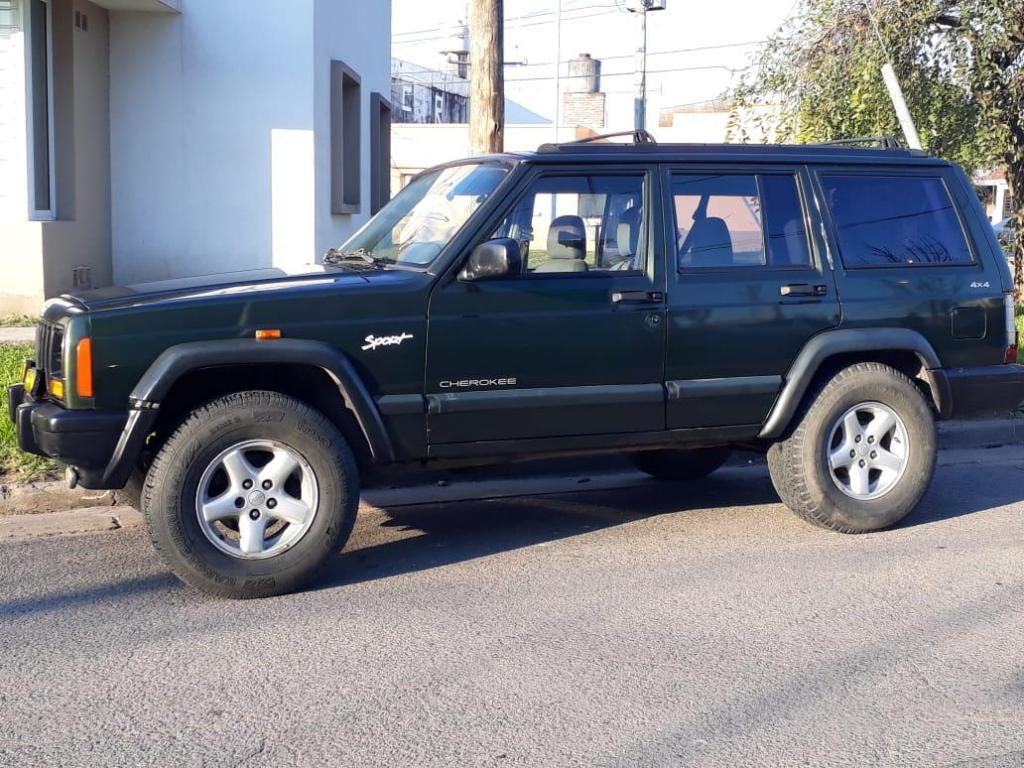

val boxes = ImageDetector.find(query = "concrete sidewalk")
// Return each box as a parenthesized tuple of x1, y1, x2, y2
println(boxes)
(0, 327, 34, 344)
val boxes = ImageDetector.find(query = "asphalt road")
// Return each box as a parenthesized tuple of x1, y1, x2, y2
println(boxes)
(2, 445, 1024, 767)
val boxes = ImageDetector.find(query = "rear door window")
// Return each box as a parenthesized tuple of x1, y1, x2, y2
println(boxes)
(672, 173, 811, 269)
(819, 174, 973, 267)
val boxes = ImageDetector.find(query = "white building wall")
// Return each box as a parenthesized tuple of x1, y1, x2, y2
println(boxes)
(0, 8, 44, 311)
(109, 0, 388, 285)
(312, 0, 390, 256)
(109, 0, 316, 283)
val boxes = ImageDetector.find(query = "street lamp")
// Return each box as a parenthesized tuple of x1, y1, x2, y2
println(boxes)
(628, 0, 666, 131)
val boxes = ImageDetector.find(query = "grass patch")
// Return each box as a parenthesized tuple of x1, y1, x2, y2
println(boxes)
(0, 313, 36, 328)
(0, 343, 57, 480)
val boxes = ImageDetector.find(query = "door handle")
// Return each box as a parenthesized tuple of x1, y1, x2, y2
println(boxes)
(612, 290, 664, 304)
(780, 283, 827, 297)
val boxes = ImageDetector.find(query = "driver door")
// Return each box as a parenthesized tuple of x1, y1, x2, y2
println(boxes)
(424, 165, 667, 447)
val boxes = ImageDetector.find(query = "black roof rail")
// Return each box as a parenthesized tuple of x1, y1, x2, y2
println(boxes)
(814, 136, 905, 150)
(537, 129, 657, 152)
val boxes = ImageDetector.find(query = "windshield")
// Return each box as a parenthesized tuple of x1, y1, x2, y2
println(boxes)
(337, 162, 510, 267)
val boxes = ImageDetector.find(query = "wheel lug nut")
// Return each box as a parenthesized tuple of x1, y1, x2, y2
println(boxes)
(242, 479, 253, 490)
(234, 497, 245, 509)
(262, 479, 272, 490)
(858, 460, 866, 467)
(850, 450, 856, 458)
(868, 436, 874, 444)
(870, 451, 877, 459)
(855, 436, 861, 443)
(249, 509, 261, 520)
(267, 498, 277, 509)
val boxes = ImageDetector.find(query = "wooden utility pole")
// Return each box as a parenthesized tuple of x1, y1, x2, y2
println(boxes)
(469, 0, 504, 154)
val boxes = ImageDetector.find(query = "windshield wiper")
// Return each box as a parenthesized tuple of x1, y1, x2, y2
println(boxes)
(323, 247, 385, 269)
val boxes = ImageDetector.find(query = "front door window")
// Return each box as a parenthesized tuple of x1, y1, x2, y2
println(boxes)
(492, 174, 646, 274)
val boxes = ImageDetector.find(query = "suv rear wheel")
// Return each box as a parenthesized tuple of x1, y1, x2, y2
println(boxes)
(632, 447, 731, 482)
(767, 362, 936, 533)
(143, 391, 359, 598)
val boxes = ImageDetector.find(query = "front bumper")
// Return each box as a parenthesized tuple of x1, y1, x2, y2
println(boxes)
(945, 364, 1024, 419)
(8, 384, 129, 486)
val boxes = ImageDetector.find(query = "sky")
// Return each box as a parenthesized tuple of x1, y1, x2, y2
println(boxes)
(391, 0, 798, 128)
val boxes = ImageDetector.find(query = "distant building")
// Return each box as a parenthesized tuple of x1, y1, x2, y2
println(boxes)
(975, 169, 1013, 224)
(391, 58, 469, 124)
(560, 53, 605, 131)
(0, 0, 391, 313)
(655, 98, 779, 144)
(391, 57, 549, 127)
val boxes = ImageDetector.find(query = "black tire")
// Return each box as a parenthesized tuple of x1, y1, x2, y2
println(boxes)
(767, 362, 936, 534)
(632, 446, 731, 482)
(143, 391, 359, 598)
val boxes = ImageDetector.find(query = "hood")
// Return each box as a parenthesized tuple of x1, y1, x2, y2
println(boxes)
(65, 265, 381, 311)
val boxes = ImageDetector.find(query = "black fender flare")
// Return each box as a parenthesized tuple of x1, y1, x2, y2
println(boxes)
(101, 339, 394, 488)
(758, 328, 949, 440)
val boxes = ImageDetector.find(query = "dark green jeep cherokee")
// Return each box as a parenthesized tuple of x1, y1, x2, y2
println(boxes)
(9, 135, 1024, 598)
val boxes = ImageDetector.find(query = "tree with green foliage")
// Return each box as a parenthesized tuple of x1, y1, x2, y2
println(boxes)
(730, 0, 1024, 298)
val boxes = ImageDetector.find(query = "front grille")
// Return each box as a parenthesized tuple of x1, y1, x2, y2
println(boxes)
(35, 322, 64, 379)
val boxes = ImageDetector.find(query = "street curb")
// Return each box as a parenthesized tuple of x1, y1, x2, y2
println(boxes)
(0, 417, 1020, 539)
(0, 480, 118, 517)
(0, 327, 34, 344)
(0, 506, 143, 541)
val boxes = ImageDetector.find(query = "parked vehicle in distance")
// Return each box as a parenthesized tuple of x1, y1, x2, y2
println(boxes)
(9, 132, 1024, 598)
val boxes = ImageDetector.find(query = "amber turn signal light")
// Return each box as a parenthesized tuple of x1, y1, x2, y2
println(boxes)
(77, 337, 94, 398)
(255, 329, 282, 340)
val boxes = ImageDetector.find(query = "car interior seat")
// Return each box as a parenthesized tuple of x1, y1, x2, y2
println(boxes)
(679, 216, 734, 268)
(535, 215, 588, 272)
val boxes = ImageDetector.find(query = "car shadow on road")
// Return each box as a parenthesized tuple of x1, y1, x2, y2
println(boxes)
(315, 472, 782, 590)
(0, 573, 179, 620)
(318, 455, 1024, 591)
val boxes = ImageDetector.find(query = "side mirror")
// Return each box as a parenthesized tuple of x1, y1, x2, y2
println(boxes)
(459, 238, 523, 281)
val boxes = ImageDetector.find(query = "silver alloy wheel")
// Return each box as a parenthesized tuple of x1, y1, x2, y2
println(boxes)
(826, 401, 910, 501)
(195, 439, 319, 560)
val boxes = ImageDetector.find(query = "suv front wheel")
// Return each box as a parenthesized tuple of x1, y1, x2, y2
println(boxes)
(143, 391, 359, 598)
(767, 362, 936, 533)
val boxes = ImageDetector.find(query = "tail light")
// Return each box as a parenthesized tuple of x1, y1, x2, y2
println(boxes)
(76, 337, 94, 397)
(1004, 294, 1018, 364)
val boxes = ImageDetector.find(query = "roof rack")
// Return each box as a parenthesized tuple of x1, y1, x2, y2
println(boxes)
(814, 136, 905, 150)
(537, 129, 657, 152)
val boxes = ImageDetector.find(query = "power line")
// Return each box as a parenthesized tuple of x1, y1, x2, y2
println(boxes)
(392, 4, 618, 38)
(393, 5, 621, 45)
(505, 39, 767, 69)
(501, 62, 754, 83)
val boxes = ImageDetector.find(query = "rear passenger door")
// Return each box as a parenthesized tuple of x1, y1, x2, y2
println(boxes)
(663, 165, 840, 429)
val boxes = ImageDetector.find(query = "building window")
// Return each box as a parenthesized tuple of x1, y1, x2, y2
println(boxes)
(400, 83, 413, 113)
(370, 93, 391, 215)
(26, 0, 55, 218)
(330, 60, 361, 215)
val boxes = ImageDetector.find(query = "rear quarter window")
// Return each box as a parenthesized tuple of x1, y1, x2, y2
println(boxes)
(820, 174, 973, 267)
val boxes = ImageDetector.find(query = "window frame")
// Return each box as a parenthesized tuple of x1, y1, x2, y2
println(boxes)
(24, 0, 56, 221)
(811, 167, 979, 271)
(369, 92, 392, 215)
(667, 166, 816, 274)
(330, 59, 361, 215)
(482, 167, 655, 281)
